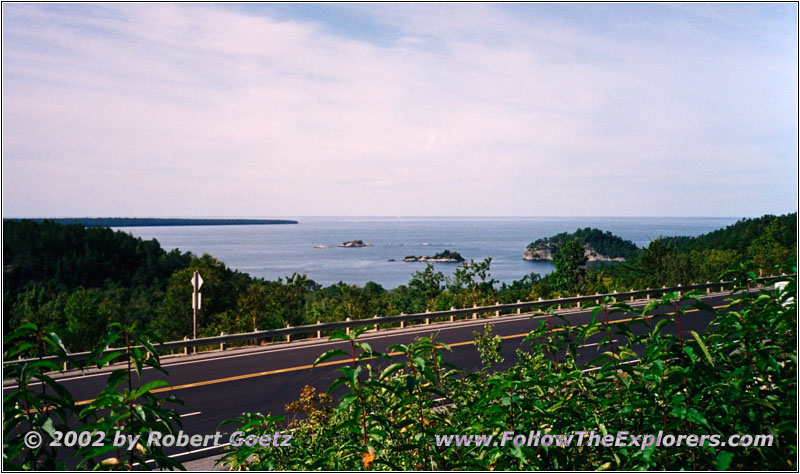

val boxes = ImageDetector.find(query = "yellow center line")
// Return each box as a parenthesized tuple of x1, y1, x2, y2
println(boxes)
(71, 304, 723, 406)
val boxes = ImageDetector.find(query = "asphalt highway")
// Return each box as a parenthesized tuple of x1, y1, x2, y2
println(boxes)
(3, 292, 733, 467)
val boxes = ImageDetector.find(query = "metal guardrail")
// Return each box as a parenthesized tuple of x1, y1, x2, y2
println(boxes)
(3, 274, 793, 367)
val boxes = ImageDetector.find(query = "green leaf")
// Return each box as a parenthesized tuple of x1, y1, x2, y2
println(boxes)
(327, 376, 349, 394)
(715, 451, 734, 470)
(643, 301, 662, 313)
(40, 417, 57, 438)
(95, 351, 124, 368)
(313, 349, 349, 368)
(378, 363, 405, 381)
(683, 346, 696, 363)
(327, 331, 350, 342)
(131, 380, 169, 399)
(5, 342, 34, 358)
(686, 408, 710, 429)
(43, 332, 70, 356)
(689, 330, 714, 367)
(3, 324, 37, 345)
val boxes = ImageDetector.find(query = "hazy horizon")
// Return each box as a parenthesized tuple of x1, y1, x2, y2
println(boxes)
(3, 3, 797, 218)
(3, 214, 766, 220)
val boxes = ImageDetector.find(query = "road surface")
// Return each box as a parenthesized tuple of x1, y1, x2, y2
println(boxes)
(3, 292, 733, 467)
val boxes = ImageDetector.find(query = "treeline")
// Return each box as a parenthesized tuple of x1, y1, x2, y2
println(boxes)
(3, 220, 194, 351)
(3, 214, 796, 353)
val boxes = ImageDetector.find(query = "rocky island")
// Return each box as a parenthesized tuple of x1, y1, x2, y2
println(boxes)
(523, 228, 639, 262)
(403, 250, 465, 263)
(338, 240, 372, 248)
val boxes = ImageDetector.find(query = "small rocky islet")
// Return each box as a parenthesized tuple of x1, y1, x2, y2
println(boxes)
(401, 250, 465, 263)
(337, 240, 372, 248)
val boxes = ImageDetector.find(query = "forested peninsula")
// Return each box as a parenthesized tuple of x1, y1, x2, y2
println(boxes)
(3, 214, 795, 353)
(524, 227, 638, 262)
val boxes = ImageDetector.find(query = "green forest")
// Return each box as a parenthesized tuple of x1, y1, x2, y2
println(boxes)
(3, 214, 796, 352)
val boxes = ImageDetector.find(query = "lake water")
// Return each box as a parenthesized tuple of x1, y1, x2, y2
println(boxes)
(115, 217, 740, 289)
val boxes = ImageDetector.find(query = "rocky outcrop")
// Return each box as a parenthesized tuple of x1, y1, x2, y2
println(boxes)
(523, 244, 625, 262)
(338, 240, 372, 248)
(402, 256, 462, 263)
(522, 246, 555, 261)
(403, 250, 465, 263)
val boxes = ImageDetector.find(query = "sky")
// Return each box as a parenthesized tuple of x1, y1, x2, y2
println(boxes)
(2, 3, 797, 218)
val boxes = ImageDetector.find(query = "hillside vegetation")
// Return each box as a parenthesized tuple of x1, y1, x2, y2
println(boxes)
(3, 214, 795, 353)
(660, 213, 796, 254)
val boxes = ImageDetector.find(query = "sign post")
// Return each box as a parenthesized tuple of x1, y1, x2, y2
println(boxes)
(191, 272, 203, 351)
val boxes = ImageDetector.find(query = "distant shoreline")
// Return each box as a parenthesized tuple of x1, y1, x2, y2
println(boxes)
(3, 218, 298, 227)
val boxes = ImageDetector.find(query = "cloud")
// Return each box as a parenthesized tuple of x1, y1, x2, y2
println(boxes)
(2, 3, 796, 217)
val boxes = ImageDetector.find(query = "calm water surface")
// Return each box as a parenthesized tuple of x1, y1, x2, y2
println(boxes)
(116, 217, 740, 289)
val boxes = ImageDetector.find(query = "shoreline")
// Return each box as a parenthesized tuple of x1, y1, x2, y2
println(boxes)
(3, 218, 299, 227)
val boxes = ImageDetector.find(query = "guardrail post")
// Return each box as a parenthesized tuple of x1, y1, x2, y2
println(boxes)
(595, 292, 600, 304)
(450, 307, 455, 322)
(472, 303, 478, 319)
(630, 289, 635, 301)
(400, 313, 405, 329)
(184, 336, 189, 356)
(576, 294, 581, 308)
(346, 318, 351, 335)
(495, 302, 500, 317)
(286, 325, 291, 342)
(425, 309, 431, 325)
(63, 361, 68, 371)
(317, 321, 322, 339)
(517, 300, 521, 314)
(720, 280, 724, 292)
(220, 332, 226, 351)
(646, 289, 650, 299)
(373, 315, 379, 331)
(706, 282, 711, 294)
(612, 290, 617, 303)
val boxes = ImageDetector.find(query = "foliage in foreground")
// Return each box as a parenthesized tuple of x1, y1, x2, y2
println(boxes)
(3, 324, 184, 470)
(219, 269, 796, 470)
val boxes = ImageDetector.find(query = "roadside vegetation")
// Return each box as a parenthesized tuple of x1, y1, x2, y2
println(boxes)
(3, 214, 796, 353)
(3, 323, 184, 470)
(4, 268, 795, 470)
(219, 269, 796, 470)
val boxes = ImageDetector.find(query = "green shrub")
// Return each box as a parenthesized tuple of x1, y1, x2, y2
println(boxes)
(221, 270, 796, 470)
